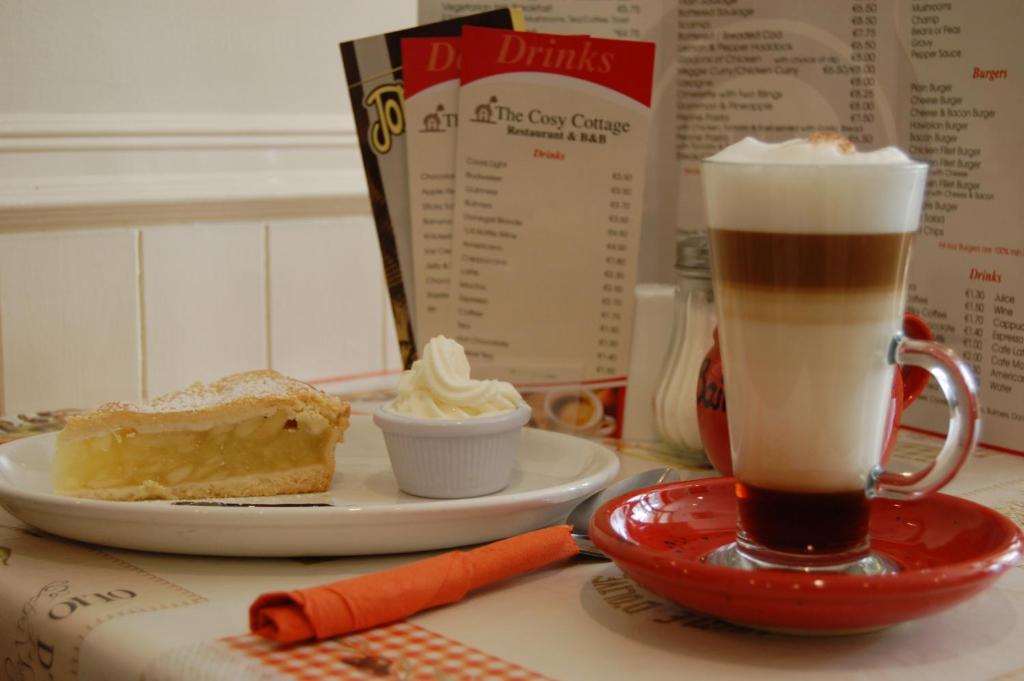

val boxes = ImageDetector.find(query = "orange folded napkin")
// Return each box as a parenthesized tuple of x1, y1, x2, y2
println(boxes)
(250, 525, 579, 643)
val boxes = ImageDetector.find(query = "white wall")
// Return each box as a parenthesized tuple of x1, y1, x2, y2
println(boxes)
(0, 1, 418, 413)
(0, 1, 417, 116)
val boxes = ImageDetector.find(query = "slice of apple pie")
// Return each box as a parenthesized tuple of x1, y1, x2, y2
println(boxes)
(54, 370, 349, 501)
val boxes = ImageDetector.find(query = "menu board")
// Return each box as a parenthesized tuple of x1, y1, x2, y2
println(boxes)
(897, 3, 1022, 455)
(669, 0, 1023, 455)
(418, 0, 1023, 454)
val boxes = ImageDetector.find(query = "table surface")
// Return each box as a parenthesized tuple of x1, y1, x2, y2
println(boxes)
(1, 385, 1023, 681)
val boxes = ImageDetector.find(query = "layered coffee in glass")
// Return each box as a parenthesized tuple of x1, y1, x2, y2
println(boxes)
(702, 134, 979, 573)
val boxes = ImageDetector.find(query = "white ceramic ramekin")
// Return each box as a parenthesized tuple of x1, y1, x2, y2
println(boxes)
(373, 405, 532, 498)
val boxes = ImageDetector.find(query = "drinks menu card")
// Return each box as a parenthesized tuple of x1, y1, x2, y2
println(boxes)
(419, 0, 1024, 454)
(444, 27, 655, 435)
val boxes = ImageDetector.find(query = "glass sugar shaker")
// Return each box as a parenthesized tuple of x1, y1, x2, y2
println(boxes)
(653, 231, 716, 461)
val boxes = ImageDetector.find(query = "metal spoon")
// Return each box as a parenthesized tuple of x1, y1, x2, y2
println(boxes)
(567, 467, 681, 558)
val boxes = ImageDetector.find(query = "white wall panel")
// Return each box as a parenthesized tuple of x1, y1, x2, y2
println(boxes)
(0, 1, 416, 116)
(142, 223, 266, 398)
(268, 215, 387, 380)
(0, 230, 140, 413)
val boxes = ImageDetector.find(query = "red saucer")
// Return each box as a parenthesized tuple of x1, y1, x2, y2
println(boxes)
(590, 477, 1022, 634)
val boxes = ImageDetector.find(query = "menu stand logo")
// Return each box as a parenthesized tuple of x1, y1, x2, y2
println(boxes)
(364, 82, 405, 154)
(420, 104, 456, 133)
(471, 96, 498, 124)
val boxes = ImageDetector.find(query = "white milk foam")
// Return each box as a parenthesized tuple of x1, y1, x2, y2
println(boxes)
(708, 136, 912, 165)
(704, 136, 926, 234)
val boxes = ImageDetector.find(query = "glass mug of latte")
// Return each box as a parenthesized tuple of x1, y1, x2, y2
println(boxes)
(702, 135, 980, 574)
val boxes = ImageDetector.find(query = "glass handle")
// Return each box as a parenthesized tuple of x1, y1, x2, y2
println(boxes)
(871, 336, 981, 501)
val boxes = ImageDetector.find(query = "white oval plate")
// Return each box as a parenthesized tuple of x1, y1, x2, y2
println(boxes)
(0, 415, 619, 557)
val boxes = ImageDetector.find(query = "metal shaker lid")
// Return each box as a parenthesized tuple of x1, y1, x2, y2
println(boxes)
(675, 231, 711, 278)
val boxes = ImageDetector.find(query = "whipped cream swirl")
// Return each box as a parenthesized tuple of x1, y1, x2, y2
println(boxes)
(387, 336, 525, 419)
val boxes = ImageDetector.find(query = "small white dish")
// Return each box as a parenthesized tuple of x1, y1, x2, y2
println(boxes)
(373, 405, 531, 498)
(0, 415, 618, 557)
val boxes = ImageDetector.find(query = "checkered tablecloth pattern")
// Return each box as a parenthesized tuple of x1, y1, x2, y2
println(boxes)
(221, 622, 551, 680)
